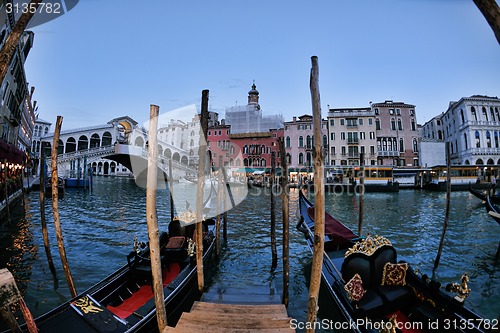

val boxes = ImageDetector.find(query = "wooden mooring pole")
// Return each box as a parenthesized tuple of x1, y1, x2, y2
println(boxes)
(52, 116, 77, 298)
(146, 104, 168, 332)
(216, 169, 222, 256)
(434, 142, 452, 270)
(195, 89, 209, 292)
(306, 55, 325, 332)
(3, 159, 10, 223)
(169, 159, 175, 223)
(358, 152, 365, 236)
(270, 152, 278, 270)
(278, 138, 289, 307)
(39, 142, 57, 278)
(0, 268, 38, 333)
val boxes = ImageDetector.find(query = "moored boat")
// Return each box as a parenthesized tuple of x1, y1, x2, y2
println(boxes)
(297, 190, 489, 332)
(468, 183, 500, 204)
(3, 218, 217, 333)
(484, 192, 500, 225)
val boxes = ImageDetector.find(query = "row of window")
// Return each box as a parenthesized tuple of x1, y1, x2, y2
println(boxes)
(373, 108, 415, 116)
(208, 129, 229, 136)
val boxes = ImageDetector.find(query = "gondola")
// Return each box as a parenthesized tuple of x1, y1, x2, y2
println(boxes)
(468, 183, 500, 204)
(484, 192, 500, 225)
(297, 190, 489, 333)
(5, 187, 218, 333)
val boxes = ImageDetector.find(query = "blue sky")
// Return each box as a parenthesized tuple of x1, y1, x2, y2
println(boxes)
(24, 0, 500, 130)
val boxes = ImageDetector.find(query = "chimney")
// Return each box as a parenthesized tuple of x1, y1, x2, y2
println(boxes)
(293, 116, 296, 122)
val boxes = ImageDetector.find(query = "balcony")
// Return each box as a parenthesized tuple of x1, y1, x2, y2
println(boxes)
(347, 153, 359, 159)
(347, 138, 359, 144)
(377, 150, 400, 157)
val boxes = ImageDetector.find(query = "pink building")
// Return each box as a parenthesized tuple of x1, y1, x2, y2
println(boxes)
(372, 100, 419, 166)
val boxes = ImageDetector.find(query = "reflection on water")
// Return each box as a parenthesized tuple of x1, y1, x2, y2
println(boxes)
(0, 178, 499, 332)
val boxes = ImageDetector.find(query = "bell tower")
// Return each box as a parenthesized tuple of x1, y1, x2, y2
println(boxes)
(247, 81, 260, 109)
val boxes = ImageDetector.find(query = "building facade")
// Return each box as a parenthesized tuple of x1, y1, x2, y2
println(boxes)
(327, 107, 376, 166)
(284, 114, 328, 169)
(372, 100, 419, 166)
(0, 7, 35, 164)
(439, 95, 500, 165)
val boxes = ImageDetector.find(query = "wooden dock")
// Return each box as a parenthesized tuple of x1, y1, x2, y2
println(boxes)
(163, 284, 295, 332)
(163, 301, 294, 332)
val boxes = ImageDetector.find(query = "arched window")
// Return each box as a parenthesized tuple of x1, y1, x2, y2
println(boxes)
(134, 136, 144, 147)
(495, 132, 499, 148)
(236, 158, 241, 167)
(397, 118, 403, 130)
(482, 107, 488, 121)
(78, 135, 88, 151)
(471, 106, 477, 121)
(306, 135, 311, 149)
(90, 133, 100, 148)
(306, 153, 312, 166)
(413, 138, 418, 152)
(486, 131, 491, 148)
(298, 153, 304, 165)
(411, 119, 416, 131)
(491, 107, 496, 122)
(285, 136, 290, 148)
(475, 130, 480, 148)
(375, 118, 381, 130)
(464, 133, 468, 150)
(391, 118, 396, 130)
(298, 136, 304, 147)
(286, 153, 291, 164)
(66, 137, 76, 153)
(460, 109, 465, 124)
(399, 138, 404, 152)
(102, 131, 113, 146)
(58, 139, 63, 155)
(323, 135, 327, 147)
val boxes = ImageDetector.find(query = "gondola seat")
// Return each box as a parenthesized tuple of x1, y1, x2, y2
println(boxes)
(342, 240, 415, 319)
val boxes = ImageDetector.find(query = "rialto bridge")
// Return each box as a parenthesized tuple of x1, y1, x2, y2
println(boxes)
(36, 116, 198, 181)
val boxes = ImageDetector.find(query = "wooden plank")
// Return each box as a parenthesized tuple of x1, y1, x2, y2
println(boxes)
(165, 325, 293, 333)
(175, 312, 292, 329)
(191, 302, 287, 314)
(188, 310, 290, 321)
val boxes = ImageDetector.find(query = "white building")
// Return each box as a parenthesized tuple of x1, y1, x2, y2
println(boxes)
(423, 95, 500, 165)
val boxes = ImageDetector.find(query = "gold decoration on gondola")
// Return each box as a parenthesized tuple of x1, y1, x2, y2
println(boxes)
(73, 295, 103, 314)
(344, 234, 392, 258)
(446, 273, 471, 303)
(187, 238, 195, 257)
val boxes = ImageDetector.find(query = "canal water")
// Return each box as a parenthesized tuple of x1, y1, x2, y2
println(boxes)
(0, 176, 499, 332)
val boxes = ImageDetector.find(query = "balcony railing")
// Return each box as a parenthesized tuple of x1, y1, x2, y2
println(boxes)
(347, 138, 359, 144)
(377, 150, 400, 157)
